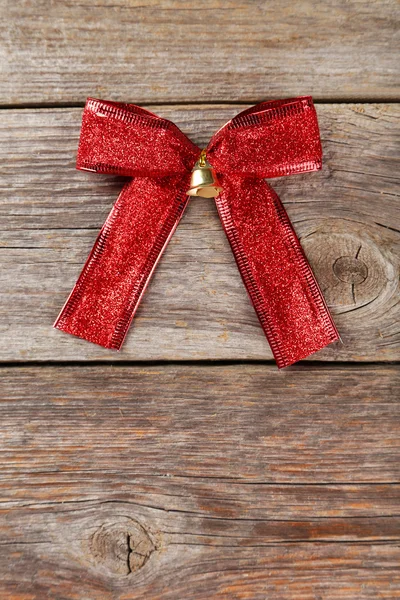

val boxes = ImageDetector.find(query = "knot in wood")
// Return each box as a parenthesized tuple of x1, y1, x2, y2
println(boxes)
(333, 256, 368, 284)
(301, 224, 392, 312)
(88, 517, 155, 576)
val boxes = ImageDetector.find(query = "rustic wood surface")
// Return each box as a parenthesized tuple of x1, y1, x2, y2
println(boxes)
(0, 0, 399, 105)
(1, 365, 400, 599)
(1, 104, 399, 361)
(1, 0, 399, 598)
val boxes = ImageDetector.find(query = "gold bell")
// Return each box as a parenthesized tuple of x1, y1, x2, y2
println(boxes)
(187, 149, 222, 198)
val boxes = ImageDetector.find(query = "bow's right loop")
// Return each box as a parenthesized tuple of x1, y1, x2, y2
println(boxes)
(206, 96, 322, 179)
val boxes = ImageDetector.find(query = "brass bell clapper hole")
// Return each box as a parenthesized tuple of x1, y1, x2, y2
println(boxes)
(187, 149, 223, 198)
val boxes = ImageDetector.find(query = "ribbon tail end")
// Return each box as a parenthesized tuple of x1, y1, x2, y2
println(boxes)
(53, 317, 123, 352)
(276, 330, 340, 369)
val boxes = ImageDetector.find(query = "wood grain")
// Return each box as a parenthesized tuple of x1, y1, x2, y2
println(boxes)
(1, 365, 399, 482)
(1, 364, 399, 598)
(0, 104, 399, 361)
(1, 505, 400, 599)
(0, 0, 399, 105)
(1, 1, 399, 597)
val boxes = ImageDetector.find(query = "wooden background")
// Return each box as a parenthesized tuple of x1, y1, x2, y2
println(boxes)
(0, 1, 399, 598)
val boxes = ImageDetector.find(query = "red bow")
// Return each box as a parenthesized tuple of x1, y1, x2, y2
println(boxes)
(54, 96, 339, 368)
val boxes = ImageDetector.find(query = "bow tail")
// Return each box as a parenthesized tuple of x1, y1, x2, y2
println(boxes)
(54, 174, 190, 349)
(215, 175, 339, 368)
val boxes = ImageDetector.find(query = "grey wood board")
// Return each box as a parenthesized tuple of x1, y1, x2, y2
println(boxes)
(1, 504, 400, 599)
(0, 104, 399, 361)
(0, 363, 399, 598)
(1, 364, 399, 482)
(0, 0, 399, 104)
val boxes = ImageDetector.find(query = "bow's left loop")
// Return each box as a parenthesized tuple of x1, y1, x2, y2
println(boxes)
(77, 98, 199, 176)
(54, 99, 200, 349)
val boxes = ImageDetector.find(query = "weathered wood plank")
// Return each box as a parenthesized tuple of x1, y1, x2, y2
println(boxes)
(1, 365, 399, 482)
(1, 527, 399, 599)
(0, 0, 399, 104)
(1, 364, 399, 598)
(1, 501, 400, 599)
(0, 104, 399, 361)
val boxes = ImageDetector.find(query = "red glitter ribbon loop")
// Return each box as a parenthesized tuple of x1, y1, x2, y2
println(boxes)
(55, 96, 339, 367)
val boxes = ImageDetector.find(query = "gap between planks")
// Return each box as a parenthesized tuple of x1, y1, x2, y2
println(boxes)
(1, 98, 400, 111)
(0, 360, 399, 368)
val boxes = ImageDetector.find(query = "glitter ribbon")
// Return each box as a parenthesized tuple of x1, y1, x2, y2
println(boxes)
(54, 96, 339, 367)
